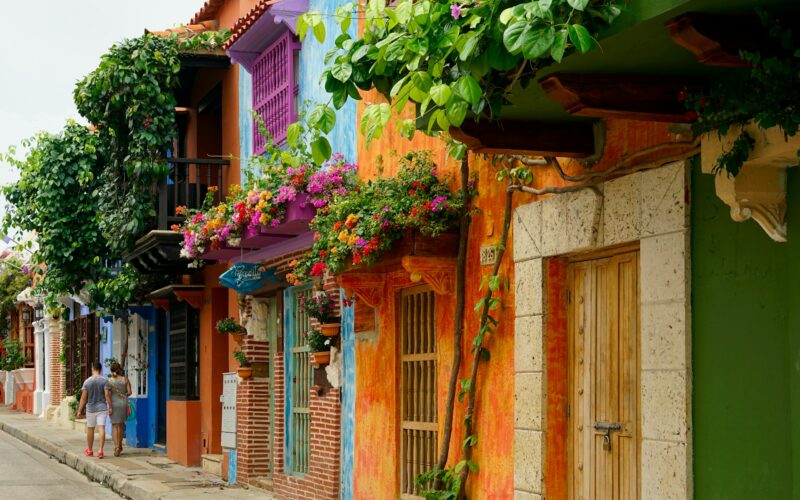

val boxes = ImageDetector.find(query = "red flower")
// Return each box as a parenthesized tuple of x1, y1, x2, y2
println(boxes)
(311, 262, 327, 276)
(320, 250, 327, 259)
(352, 254, 362, 265)
(408, 189, 416, 195)
(333, 221, 343, 231)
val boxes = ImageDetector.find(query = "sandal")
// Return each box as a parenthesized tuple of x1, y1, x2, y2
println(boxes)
(97, 450, 104, 459)
(84, 449, 93, 456)
(114, 446, 121, 457)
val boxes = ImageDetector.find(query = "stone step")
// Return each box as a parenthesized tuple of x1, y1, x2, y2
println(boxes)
(202, 453, 224, 477)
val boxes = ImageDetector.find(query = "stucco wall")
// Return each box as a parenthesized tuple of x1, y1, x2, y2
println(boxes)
(692, 165, 800, 499)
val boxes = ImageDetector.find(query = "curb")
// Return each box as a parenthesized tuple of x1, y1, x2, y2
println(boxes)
(0, 420, 157, 500)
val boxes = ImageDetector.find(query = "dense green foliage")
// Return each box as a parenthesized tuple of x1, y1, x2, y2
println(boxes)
(687, 10, 800, 176)
(0, 338, 27, 371)
(0, 260, 32, 338)
(3, 32, 227, 309)
(299, 0, 622, 144)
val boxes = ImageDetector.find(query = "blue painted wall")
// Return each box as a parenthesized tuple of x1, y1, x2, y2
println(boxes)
(236, 0, 358, 171)
(297, 0, 357, 162)
(339, 298, 355, 499)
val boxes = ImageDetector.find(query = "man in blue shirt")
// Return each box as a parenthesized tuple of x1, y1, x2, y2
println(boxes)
(76, 361, 112, 458)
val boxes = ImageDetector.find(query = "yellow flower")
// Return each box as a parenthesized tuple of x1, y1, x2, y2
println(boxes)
(216, 205, 226, 214)
(348, 234, 359, 246)
(260, 190, 271, 199)
(345, 213, 359, 228)
(259, 213, 270, 225)
(338, 230, 349, 242)
(230, 184, 242, 195)
(256, 200, 267, 211)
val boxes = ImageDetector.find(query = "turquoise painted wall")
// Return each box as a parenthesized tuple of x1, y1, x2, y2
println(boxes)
(692, 165, 800, 499)
(297, 0, 357, 163)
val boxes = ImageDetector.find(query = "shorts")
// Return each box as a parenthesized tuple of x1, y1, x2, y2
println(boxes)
(86, 410, 108, 428)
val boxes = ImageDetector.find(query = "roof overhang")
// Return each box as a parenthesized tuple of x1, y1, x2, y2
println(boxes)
(225, 0, 308, 71)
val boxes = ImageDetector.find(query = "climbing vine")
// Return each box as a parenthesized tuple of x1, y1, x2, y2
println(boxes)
(0, 259, 32, 338)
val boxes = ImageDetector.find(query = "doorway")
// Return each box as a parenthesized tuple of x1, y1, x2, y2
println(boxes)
(567, 248, 639, 500)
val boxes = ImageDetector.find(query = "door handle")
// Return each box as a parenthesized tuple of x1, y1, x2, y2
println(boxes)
(594, 422, 622, 451)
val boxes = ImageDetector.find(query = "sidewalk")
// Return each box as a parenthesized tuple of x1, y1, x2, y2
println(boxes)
(0, 407, 273, 499)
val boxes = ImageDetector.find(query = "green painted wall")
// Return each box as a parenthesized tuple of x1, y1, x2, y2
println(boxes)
(692, 165, 800, 499)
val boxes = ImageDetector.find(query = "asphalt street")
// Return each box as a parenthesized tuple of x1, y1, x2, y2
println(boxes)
(0, 429, 120, 499)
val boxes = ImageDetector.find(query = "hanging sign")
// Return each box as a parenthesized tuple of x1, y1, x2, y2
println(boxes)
(219, 263, 278, 294)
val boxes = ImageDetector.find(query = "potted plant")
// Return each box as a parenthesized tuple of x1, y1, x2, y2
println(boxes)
(299, 292, 340, 337)
(234, 349, 252, 378)
(217, 317, 247, 335)
(307, 330, 332, 366)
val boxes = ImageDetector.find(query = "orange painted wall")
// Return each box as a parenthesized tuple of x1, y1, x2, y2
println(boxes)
(167, 400, 202, 465)
(353, 84, 688, 496)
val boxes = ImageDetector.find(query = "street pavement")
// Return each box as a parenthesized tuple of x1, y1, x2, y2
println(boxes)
(0, 429, 120, 499)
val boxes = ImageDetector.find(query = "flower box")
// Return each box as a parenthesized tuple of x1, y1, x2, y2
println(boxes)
(341, 230, 459, 274)
(311, 351, 331, 366)
(261, 193, 316, 236)
(200, 246, 245, 262)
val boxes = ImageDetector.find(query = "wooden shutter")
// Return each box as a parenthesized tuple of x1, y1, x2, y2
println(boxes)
(568, 250, 639, 500)
(400, 286, 438, 498)
(289, 287, 312, 474)
(169, 301, 200, 400)
(252, 31, 298, 154)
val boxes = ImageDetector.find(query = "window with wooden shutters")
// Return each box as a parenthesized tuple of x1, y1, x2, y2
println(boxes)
(169, 301, 199, 401)
(252, 31, 299, 155)
(400, 286, 438, 498)
(288, 287, 312, 474)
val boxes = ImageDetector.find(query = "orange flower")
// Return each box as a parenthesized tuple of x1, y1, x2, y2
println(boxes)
(289, 260, 299, 268)
(313, 232, 321, 241)
(208, 186, 219, 193)
(175, 205, 187, 215)
(333, 221, 343, 231)
(170, 224, 181, 232)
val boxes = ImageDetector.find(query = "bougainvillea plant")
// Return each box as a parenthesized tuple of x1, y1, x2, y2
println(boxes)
(298, 292, 339, 324)
(287, 151, 468, 284)
(297, 0, 622, 145)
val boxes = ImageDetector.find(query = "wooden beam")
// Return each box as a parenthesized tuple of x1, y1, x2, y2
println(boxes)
(666, 13, 754, 68)
(449, 120, 595, 157)
(539, 73, 695, 123)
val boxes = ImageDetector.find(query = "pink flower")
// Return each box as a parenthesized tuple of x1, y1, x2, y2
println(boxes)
(450, 3, 462, 18)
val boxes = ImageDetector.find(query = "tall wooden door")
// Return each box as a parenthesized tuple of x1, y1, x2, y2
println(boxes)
(568, 250, 639, 500)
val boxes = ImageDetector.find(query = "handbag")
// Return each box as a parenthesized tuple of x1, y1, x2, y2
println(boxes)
(109, 379, 136, 422)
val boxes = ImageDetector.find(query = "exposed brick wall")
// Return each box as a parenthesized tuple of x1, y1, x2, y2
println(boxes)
(236, 336, 271, 485)
(234, 249, 343, 495)
(48, 317, 64, 404)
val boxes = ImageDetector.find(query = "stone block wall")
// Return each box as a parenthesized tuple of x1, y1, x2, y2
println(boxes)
(512, 162, 691, 499)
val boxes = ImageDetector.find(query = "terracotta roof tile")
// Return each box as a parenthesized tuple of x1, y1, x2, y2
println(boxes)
(148, 20, 219, 39)
(190, 0, 226, 25)
(223, 0, 283, 50)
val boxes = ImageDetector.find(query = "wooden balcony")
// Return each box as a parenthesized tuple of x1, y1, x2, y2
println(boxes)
(125, 158, 229, 274)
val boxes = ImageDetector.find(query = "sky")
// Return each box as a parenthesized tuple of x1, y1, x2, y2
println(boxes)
(0, 0, 203, 188)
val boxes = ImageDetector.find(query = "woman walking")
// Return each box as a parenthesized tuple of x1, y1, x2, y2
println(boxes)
(106, 361, 131, 457)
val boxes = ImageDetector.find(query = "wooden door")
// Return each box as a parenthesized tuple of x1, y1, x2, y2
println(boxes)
(568, 250, 639, 500)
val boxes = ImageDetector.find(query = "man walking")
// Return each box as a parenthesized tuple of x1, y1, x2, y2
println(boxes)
(76, 361, 112, 458)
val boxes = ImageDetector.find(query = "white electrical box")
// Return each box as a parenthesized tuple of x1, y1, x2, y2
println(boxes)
(221, 372, 238, 449)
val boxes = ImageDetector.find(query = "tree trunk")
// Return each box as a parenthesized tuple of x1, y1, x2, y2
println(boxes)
(433, 155, 472, 489)
(457, 186, 514, 495)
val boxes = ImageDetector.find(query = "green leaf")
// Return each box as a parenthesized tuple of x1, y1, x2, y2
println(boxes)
(521, 25, 556, 59)
(568, 24, 595, 53)
(430, 84, 452, 106)
(455, 75, 481, 107)
(457, 32, 479, 61)
(308, 104, 336, 134)
(331, 62, 353, 82)
(503, 21, 529, 54)
(311, 136, 332, 164)
(361, 103, 392, 145)
(446, 100, 468, 127)
(296, 14, 310, 41)
(567, 0, 590, 11)
(286, 122, 300, 148)
(412, 71, 433, 92)
(312, 20, 326, 43)
(551, 29, 568, 62)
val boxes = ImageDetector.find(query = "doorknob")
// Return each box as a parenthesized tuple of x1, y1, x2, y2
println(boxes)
(594, 422, 622, 451)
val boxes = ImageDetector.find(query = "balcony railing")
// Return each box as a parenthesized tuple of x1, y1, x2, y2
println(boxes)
(157, 158, 230, 231)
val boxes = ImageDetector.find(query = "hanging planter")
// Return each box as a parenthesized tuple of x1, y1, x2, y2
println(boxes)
(234, 349, 252, 378)
(311, 351, 331, 366)
(216, 317, 247, 335)
(319, 322, 341, 337)
(237, 367, 253, 378)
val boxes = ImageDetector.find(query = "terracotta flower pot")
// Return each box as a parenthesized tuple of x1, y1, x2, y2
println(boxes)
(311, 351, 331, 366)
(237, 367, 253, 378)
(320, 323, 341, 337)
